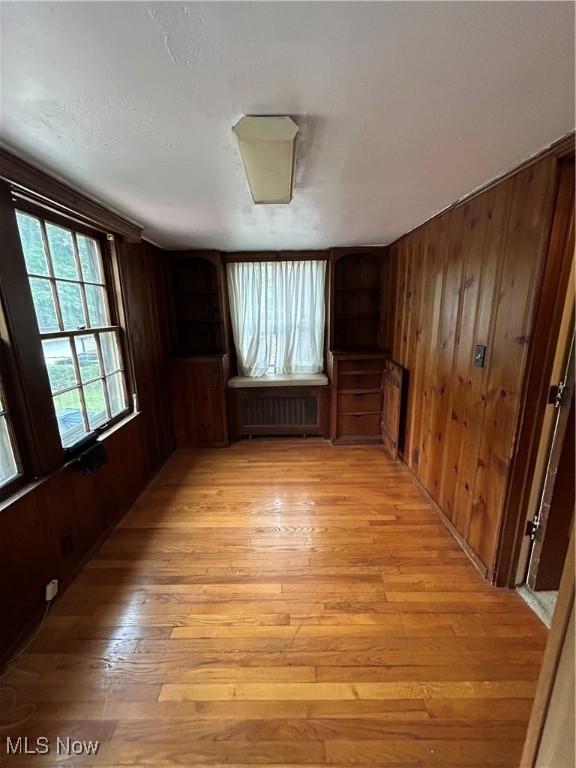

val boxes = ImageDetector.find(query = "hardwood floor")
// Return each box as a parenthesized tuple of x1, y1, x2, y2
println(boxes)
(1, 440, 547, 766)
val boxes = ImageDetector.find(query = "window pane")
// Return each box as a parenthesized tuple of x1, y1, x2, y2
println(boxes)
(83, 379, 108, 429)
(0, 415, 18, 487)
(106, 372, 127, 416)
(16, 212, 49, 276)
(29, 277, 60, 332)
(85, 284, 109, 327)
(46, 224, 78, 280)
(56, 281, 86, 330)
(53, 388, 87, 447)
(42, 338, 77, 394)
(77, 236, 103, 283)
(101, 331, 122, 374)
(75, 334, 102, 383)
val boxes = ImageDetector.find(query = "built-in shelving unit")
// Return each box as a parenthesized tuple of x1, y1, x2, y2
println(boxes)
(169, 251, 231, 446)
(171, 252, 228, 356)
(328, 247, 388, 444)
(331, 249, 382, 351)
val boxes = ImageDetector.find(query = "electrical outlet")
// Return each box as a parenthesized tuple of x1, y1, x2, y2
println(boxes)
(474, 344, 487, 368)
(45, 579, 59, 602)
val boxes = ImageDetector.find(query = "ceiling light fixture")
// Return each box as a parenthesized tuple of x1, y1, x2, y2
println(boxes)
(233, 115, 299, 204)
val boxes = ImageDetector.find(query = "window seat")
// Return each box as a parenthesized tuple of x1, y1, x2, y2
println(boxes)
(227, 373, 329, 389)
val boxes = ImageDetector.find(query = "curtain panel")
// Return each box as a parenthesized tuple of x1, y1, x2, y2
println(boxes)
(227, 260, 326, 377)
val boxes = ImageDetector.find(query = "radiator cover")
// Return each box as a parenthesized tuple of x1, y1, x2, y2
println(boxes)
(241, 395, 318, 427)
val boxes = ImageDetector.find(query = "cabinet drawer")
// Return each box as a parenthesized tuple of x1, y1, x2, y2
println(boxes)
(338, 392, 382, 414)
(338, 413, 381, 436)
(339, 358, 384, 373)
(338, 372, 382, 391)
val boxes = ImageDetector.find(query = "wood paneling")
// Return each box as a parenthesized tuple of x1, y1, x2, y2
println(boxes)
(1, 441, 547, 767)
(172, 356, 229, 447)
(1, 239, 174, 658)
(119, 240, 175, 476)
(384, 157, 559, 576)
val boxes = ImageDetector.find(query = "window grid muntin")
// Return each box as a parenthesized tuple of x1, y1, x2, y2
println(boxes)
(16, 210, 128, 448)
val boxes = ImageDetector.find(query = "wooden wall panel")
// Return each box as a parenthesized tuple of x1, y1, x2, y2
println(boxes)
(119, 240, 175, 476)
(385, 157, 558, 577)
(1, 239, 174, 658)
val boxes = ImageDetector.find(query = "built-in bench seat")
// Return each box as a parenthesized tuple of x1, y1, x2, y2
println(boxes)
(227, 373, 329, 388)
(227, 373, 330, 438)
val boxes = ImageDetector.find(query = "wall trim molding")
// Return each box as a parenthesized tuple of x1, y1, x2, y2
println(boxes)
(390, 131, 575, 248)
(0, 144, 142, 241)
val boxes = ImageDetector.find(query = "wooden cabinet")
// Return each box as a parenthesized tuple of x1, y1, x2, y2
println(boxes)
(382, 358, 408, 459)
(171, 355, 230, 447)
(328, 351, 387, 444)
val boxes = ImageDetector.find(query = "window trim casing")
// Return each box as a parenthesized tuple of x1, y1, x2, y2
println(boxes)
(14, 199, 134, 453)
(0, 339, 26, 502)
(0, 181, 135, 478)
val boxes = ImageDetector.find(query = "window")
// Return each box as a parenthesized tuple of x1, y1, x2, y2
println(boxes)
(15, 211, 129, 449)
(227, 260, 326, 377)
(0, 376, 20, 489)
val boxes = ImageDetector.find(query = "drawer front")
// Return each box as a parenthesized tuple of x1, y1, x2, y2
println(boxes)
(338, 413, 382, 437)
(339, 392, 382, 414)
(339, 358, 385, 373)
(338, 372, 382, 391)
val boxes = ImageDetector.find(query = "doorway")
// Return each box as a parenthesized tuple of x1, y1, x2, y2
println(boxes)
(518, 322, 575, 626)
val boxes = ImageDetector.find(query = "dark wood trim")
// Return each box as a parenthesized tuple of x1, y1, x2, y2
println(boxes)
(391, 132, 575, 250)
(330, 245, 387, 261)
(0, 336, 30, 501)
(520, 525, 575, 767)
(105, 234, 137, 417)
(0, 146, 142, 241)
(494, 156, 575, 587)
(12, 195, 117, 242)
(170, 249, 221, 265)
(222, 250, 328, 263)
(0, 181, 64, 475)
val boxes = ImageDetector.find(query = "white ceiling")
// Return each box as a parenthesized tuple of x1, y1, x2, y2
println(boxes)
(1, 2, 574, 251)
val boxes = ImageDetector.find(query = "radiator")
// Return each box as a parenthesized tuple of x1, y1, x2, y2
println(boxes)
(241, 395, 317, 427)
(228, 386, 330, 438)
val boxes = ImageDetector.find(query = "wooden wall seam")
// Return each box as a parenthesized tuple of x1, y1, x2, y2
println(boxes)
(385, 155, 561, 578)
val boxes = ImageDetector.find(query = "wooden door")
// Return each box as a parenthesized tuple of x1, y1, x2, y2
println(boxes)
(172, 359, 226, 446)
(527, 333, 575, 590)
(382, 358, 406, 459)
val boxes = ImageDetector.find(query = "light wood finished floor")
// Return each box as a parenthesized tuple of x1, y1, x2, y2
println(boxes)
(2, 441, 548, 767)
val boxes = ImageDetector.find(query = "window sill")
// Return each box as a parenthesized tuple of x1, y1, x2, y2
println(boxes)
(227, 373, 329, 389)
(0, 410, 141, 513)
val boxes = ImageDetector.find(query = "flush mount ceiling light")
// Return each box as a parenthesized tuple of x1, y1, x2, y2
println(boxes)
(233, 115, 299, 204)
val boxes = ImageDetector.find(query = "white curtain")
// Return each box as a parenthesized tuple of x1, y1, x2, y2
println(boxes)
(227, 260, 326, 377)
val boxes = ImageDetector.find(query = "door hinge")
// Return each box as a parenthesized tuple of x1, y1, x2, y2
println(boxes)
(525, 516, 540, 541)
(548, 381, 568, 408)
(412, 448, 419, 466)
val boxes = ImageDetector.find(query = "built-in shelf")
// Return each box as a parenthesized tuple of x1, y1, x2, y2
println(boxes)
(171, 253, 229, 357)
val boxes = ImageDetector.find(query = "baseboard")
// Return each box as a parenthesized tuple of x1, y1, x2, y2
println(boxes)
(398, 457, 492, 583)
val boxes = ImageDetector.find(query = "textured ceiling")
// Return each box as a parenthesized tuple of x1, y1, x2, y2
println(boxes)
(0, 1, 574, 250)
